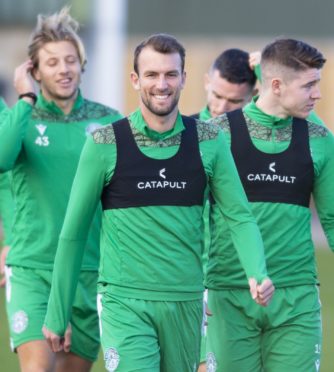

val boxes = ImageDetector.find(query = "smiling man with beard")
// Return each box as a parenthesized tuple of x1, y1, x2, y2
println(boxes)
(43, 33, 274, 372)
(0, 7, 121, 372)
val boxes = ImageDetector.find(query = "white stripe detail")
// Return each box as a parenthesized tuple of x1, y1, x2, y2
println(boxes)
(97, 293, 103, 337)
(5, 265, 12, 303)
(201, 289, 208, 336)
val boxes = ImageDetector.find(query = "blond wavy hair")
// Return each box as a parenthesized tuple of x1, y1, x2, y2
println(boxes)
(28, 6, 86, 70)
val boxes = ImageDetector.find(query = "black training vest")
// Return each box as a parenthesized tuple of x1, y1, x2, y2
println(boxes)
(227, 109, 314, 207)
(101, 116, 207, 209)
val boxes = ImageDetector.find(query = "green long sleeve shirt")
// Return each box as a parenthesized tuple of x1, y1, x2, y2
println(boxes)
(0, 97, 6, 112)
(0, 98, 15, 246)
(45, 109, 268, 336)
(0, 92, 122, 270)
(206, 98, 334, 289)
(0, 172, 14, 246)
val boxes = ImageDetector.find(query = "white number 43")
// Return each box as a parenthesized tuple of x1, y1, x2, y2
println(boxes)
(35, 136, 49, 146)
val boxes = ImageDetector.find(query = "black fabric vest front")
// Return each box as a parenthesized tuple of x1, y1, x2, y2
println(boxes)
(227, 109, 314, 207)
(101, 116, 207, 209)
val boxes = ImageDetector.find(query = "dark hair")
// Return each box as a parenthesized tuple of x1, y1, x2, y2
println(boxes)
(134, 33, 186, 74)
(261, 38, 326, 71)
(212, 48, 256, 87)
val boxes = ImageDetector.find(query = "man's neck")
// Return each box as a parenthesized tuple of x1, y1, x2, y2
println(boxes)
(256, 93, 289, 119)
(42, 90, 78, 115)
(140, 106, 178, 133)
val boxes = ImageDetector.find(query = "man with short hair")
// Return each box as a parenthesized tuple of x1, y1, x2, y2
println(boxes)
(205, 38, 333, 371)
(194, 48, 257, 120)
(196, 48, 259, 372)
(0, 7, 121, 371)
(43, 33, 274, 372)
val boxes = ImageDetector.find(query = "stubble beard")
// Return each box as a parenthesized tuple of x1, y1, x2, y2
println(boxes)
(142, 92, 180, 117)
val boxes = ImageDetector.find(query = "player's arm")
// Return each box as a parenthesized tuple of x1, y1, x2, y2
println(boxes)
(307, 111, 325, 126)
(0, 172, 14, 246)
(0, 172, 15, 287)
(208, 129, 274, 305)
(249, 50, 262, 84)
(0, 61, 36, 171)
(313, 130, 334, 250)
(43, 135, 112, 350)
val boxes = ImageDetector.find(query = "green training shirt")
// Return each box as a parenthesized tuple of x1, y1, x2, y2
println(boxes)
(206, 98, 334, 289)
(45, 109, 268, 336)
(0, 172, 14, 246)
(198, 106, 212, 121)
(0, 92, 122, 270)
(0, 97, 6, 112)
(0, 99, 15, 246)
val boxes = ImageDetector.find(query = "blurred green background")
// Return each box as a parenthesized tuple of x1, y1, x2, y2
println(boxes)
(1, 247, 333, 372)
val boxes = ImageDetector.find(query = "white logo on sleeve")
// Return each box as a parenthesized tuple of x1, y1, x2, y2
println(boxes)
(269, 162, 276, 173)
(35, 124, 49, 146)
(85, 123, 103, 136)
(159, 168, 166, 179)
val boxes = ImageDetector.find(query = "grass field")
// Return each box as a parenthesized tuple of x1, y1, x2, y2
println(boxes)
(1, 247, 333, 371)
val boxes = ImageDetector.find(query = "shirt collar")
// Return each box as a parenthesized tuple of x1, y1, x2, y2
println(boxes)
(36, 90, 83, 116)
(244, 96, 292, 129)
(199, 106, 212, 121)
(129, 108, 185, 140)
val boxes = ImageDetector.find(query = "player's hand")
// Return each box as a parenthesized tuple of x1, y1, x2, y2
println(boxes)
(248, 277, 275, 306)
(257, 278, 274, 306)
(203, 289, 212, 326)
(14, 60, 36, 97)
(0, 245, 10, 287)
(205, 303, 213, 317)
(43, 323, 72, 353)
(249, 51, 261, 70)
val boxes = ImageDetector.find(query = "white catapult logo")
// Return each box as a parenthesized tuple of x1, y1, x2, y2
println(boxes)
(35, 124, 49, 147)
(137, 167, 187, 190)
(247, 160, 296, 184)
(269, 162, 276, 173)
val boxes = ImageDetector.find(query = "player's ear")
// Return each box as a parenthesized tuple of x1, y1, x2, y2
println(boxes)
(272, 78, 282, 95)
(130, 71, 140, 91)
(181, 71, 186, 89)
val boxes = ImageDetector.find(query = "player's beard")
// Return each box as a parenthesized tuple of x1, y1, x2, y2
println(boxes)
(141, 90, 180, 117)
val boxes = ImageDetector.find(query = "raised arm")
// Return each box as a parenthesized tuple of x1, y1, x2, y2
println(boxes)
(313, 131, 334, 250)
(0, 61, 36, 171)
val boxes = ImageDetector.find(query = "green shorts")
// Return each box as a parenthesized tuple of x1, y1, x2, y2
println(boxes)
(5, 265, 100, 362)
(98, 292, 203, 372)
(206, 285, 322, 372)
